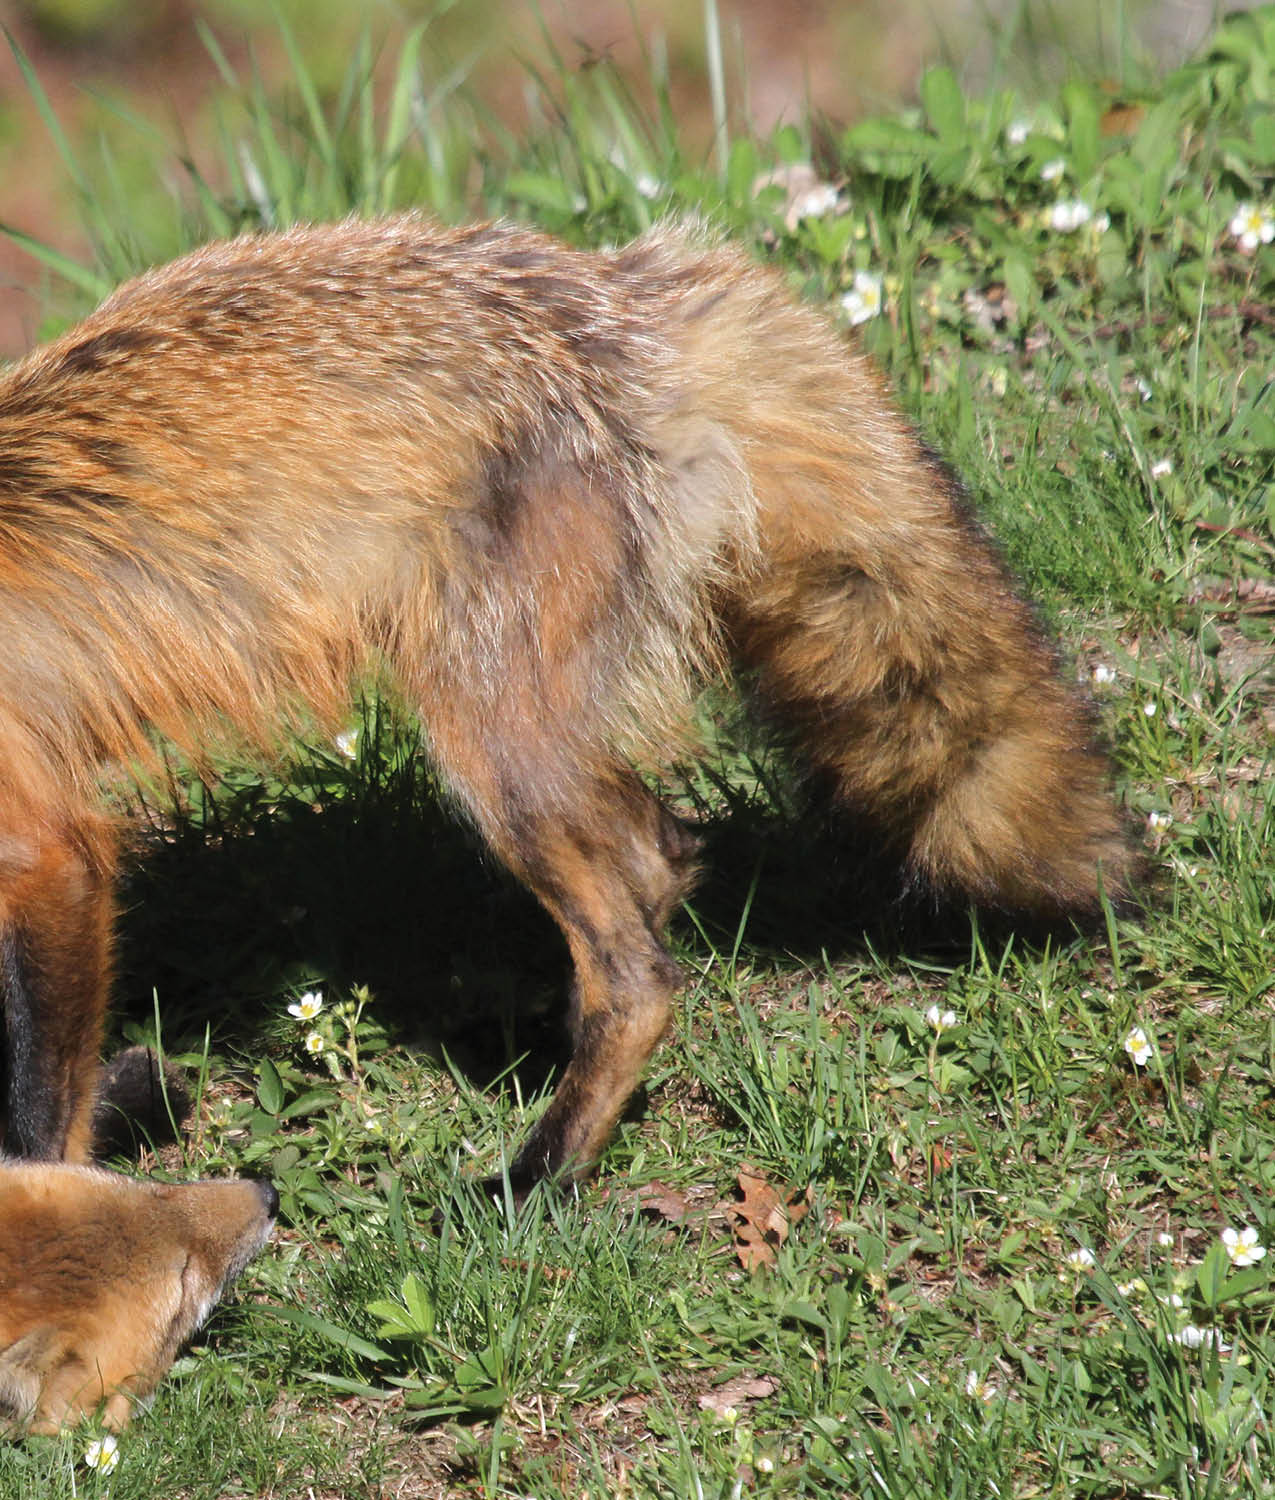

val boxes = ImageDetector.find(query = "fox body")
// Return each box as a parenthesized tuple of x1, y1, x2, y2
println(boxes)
(0, 1161, 276, 1431)
(0, 216, 1129, 1188)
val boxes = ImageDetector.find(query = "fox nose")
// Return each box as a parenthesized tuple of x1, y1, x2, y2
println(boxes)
(250, 1177, 281, 1219)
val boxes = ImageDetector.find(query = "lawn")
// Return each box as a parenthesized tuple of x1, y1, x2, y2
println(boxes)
(3, 5, 1274, 1497)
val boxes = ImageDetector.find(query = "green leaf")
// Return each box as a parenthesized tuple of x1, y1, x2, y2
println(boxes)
(1196, 1241, 1231, 1309)
(503, 170, 580, 217)
(726, 137, 758, 208)
(1062, 81, 1101, 180)
(254, 1303, 393, 1364)
(278, 1088, 340, 1121)
(1217, 1264, 1272, 1305)
(921, 67, 966, 145)
(256, 1058, 284, 1116)
(1002, 248, 1036, 324)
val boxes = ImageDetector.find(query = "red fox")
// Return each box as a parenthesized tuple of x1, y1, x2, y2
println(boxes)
(0, 1162, 276, 1432)
(0, 216, 1130, 1191)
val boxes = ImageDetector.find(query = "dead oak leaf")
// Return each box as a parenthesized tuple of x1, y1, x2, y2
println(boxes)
(718, 1168, 813, 1271)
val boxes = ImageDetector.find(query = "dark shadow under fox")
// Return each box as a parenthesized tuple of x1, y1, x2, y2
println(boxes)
(0, 215, 1130, 1190)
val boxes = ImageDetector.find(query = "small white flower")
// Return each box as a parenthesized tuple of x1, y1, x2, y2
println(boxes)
(1222, 1226, 1267, 1268)
(1040, 158, 1066, 182)
(791, 182, 842, 219)
(1007, 118, 1032, 146)
(755, 1456, 775, 1474)
(287, 991, 324, 1022)
(635, 173, 661, 200)
(304, 1029, 325, 1055)
(1160, 1291, 1185, 1309)
(1157, 1231, 1175, 1248)
(334, 729, 358, 758)
(1066, 1247, 1096, 1271)
(1049, 198, 1094, 232)
(1149, 457, 1173, 479)
(1229, 202, 1275, 252)
(925, 1003, 958, 1033)
(84, 1435, 120, 1474)
(1174, 1324, 1230, 1352)
(964, 1368, 998, 1401)
(1143, 701, 1157, 717)
(1123, 1026, 1153, 1067)
(1091, 663, 1117, 686)
(840, 270, 884, 326)
(1147, 811, 1172, 834)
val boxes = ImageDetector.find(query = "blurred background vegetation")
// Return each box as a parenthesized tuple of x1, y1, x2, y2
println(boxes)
(0, 0, 1246, 353)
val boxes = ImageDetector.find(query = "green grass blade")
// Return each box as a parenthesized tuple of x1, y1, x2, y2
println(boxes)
(0, 223, 109, 299)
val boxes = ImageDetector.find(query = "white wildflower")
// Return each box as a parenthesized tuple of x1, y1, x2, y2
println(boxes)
(1222, 1226, 1267, 1268)
(925, 1003, 958, 1034)
(1229, 202, 1275, 252)
(791, 182, 842, 219)
(304, 1030, 325, 1056)
(1123, 1026, 1153, 1067)
(287, 991, 324, 1022)
(840, 270, 884, 326)
(1049, 198, 1094, 232)
(84, 1435, 120, 1474)
(1066, 1247, 1096, 1271)
(1174, 1324, 1230, 1352)
(1040, 158, 1066, 182)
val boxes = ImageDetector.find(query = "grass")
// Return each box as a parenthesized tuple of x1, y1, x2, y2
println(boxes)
(3, 4, 1275, 1496)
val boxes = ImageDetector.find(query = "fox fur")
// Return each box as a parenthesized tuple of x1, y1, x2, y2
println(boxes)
(0, 1162, 276, 1432)
(0, 215, 1131, 1189)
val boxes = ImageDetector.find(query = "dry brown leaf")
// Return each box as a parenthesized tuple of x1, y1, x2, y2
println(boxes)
(697, 1374, 779, 1417)
(634, 1181, 696, 1224)
(718, 1168, 813, 1271)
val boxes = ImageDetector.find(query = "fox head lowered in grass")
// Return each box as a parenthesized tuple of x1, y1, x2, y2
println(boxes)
(0, 1162, 276, 1433)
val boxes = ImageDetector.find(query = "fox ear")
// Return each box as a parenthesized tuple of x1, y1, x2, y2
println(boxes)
(0, 1327, 60, 1428)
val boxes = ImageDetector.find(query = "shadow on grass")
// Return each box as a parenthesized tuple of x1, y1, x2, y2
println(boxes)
(109, 706, 1087, 1106)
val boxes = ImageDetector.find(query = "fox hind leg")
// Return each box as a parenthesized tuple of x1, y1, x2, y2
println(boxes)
(421, 718, 698, 1192)
(404, 443, 702, 1192)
